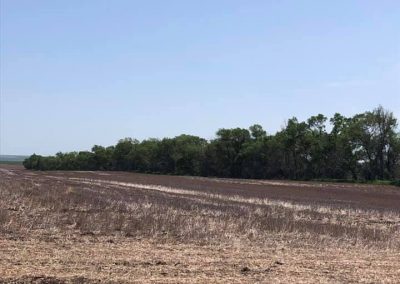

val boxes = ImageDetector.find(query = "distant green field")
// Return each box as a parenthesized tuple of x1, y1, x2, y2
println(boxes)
(0, 155, 28, 164)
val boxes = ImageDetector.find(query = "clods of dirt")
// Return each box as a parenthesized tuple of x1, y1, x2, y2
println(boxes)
(155, 260, 167, 265)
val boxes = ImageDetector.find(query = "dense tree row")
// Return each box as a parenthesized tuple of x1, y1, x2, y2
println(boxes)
(24, 106, 400, 181)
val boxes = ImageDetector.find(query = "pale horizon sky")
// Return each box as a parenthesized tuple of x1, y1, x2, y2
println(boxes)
(1, 0, 399, 155)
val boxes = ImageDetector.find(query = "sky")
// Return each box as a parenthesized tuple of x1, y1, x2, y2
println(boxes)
(1, 0, 399, 155)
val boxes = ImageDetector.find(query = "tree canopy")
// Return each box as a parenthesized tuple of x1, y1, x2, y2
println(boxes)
(24, 106, 400, 182)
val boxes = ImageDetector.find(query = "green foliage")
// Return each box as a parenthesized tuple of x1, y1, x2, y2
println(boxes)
(23, 106, 400, 182)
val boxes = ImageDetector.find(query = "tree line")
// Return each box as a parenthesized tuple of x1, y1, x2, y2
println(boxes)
(24, 106, 400, 182)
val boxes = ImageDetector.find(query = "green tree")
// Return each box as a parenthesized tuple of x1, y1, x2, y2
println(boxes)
(280, 118, 311, 179)
(22, 106, 400, 181)
(307, 114, 328, 178)
(113, 138, 138, 170)
(213, 128, 251, 177)
(172, 135, 207, 176)
(92, 145, 114, 170)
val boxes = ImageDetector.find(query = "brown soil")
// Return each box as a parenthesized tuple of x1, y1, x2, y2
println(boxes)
(1, 164, 399, 283)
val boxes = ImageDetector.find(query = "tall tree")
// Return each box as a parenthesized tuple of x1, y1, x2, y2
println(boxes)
(213, 128, 251, 177)
(23, 106, 400, 182)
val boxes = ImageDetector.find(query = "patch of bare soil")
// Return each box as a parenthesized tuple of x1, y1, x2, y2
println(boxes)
(1, 237, 399, 284)
(0, 165, 399, 283)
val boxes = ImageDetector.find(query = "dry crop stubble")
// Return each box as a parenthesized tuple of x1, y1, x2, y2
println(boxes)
(0, 165, 399, 283)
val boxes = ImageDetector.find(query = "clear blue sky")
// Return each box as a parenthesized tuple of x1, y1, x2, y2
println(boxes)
(1, 0, 399, 155)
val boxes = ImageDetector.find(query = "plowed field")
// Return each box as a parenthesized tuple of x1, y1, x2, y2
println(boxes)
(1, 165, 399, 283)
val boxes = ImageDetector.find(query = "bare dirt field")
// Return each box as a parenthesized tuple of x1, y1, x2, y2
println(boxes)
(1, 164, 399, 283)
